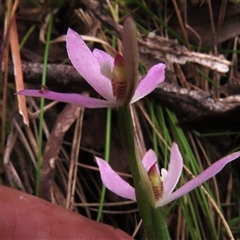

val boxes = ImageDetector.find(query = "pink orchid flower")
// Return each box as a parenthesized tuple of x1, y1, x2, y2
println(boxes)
(17, 19, 165, 108)
(96, 143, 240, 207)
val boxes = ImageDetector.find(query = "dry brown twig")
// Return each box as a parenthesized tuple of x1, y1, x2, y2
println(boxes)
(80, 0, 230, 74)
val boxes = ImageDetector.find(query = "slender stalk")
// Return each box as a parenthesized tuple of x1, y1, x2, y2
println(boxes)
(118, 106, 170, 240)
(35, 12, 53, 196)
(96, 108, 112, 221)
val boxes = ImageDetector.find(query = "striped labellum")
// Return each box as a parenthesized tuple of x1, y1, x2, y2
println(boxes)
(148, 165, 164, 201)
(111, 53, 127, 101)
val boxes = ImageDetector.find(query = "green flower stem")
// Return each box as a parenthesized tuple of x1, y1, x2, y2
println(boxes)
(118, 106, 170, 240)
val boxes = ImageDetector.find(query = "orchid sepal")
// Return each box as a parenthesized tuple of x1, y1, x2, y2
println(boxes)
(157, 149, 240, 206)
(122, 16, 139, 105)
(16, 89, 117, 108)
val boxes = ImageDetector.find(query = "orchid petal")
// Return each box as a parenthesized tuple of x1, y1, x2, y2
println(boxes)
(66, 29, 113, 101)
(131, 63, 166, 103)
(158, 150, 240, 207)
(96, 157, 136, 201)
(142, 149, 160, 174)
(100, 62, 112, 80)
(93, 49, 114, 68)
(163, 143, 183, 197)
(93, 49, 114, 87)
(17, 90, 118, 108)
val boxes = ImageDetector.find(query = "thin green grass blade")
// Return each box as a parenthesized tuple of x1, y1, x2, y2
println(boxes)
(196, 68, 219, 87)
(165, 108, 218, 239)
(125, 0, 184, 43)
(96, 33, 117, 221)
(35, 12, 53, 196)
(96, 108, 112, 222)
(19, 25, 36, 50)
